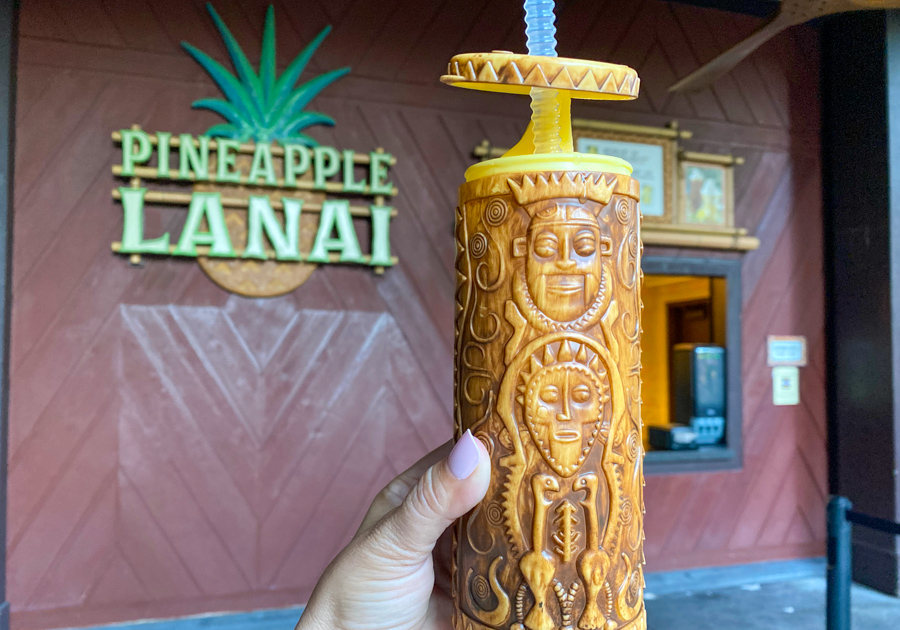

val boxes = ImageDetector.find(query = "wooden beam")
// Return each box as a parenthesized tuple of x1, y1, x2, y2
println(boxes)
(643, 226, 759, 251)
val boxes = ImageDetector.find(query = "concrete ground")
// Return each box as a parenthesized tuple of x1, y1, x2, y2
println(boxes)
(71, 559, 900, 630)
(645, 562, 900, 630)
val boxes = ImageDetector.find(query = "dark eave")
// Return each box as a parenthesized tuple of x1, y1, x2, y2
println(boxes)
(668, 0, 780, 18)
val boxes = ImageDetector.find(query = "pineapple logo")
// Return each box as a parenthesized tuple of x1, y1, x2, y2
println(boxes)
(111, 4, 397, 297)
(182, 4, 347, 145)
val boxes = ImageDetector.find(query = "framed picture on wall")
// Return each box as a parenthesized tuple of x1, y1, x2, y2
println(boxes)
(679, 155, 736, 228)
(573, 121, 678, 224)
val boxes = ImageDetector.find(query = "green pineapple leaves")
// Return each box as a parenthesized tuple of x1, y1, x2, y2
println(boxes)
(182, 3, 349, 145)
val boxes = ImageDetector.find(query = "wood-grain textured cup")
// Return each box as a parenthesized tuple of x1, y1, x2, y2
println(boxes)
(452, 166, 645, 630)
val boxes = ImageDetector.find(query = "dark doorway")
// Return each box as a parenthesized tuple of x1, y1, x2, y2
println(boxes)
(668, 298, 714, 346)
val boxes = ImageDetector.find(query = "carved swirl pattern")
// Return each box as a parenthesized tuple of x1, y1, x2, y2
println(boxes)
(484, 198, 509, 227)
(470, 233, 488, 258)
(616, 198, 631, 225)
(467, 505, 495, 555)
(474, 431, 494, 458)
(626, 430, 641, 461)
(485, 501, 505, 527)
(622, 310, 640, 344)
(475, 229, 505, 292)
(627, 571, 641, 600)
(470, 311, 501, 344)
(462, 342, 493, 406)
(472, 575, 491, 601)
(617, 230, 638, 290)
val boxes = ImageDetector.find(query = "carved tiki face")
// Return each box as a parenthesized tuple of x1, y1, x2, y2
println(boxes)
(522, 342, 608, 477)
(525, 200, 608, 322)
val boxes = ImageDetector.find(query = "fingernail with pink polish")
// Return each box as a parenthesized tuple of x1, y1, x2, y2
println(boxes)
(448, 430, 480, 479)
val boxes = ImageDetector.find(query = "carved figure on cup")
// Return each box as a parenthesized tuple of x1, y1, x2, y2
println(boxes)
(574, 472, 612, 630)
(508, 173, 617, 334)
(520, 473, 560, 630)
(518, 339, 611, 478)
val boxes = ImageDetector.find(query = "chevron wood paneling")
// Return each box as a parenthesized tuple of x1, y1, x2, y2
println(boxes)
(10, 0, 825, 628)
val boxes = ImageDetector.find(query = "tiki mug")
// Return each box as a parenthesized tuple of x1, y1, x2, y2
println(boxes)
(443, 53, 646, 630)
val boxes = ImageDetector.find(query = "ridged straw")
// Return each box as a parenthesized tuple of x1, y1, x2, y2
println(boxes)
(524, 0, 560, 154)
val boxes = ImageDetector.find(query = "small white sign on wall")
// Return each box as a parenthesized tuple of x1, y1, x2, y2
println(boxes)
(773, 366, 800, 406)
(767, 335, 807, 367)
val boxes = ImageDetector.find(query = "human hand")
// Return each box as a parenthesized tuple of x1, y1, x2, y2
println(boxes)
(296, 430, 490, 630)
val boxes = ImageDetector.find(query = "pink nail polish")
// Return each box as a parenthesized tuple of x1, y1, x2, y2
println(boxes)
(448, 430, 480, 479)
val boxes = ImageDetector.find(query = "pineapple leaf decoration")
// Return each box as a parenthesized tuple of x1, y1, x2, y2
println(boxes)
(181, 3, 348, 145)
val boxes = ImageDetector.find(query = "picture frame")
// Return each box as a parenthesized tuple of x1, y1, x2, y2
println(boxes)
(678, 152, 736, 229)
(572, 120, 680, 224)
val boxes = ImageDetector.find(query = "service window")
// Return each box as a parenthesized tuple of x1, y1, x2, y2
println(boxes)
(641, 257, 743, 474)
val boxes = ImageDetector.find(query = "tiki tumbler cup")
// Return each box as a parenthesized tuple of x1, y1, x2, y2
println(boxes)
(443, 52, 646, 630)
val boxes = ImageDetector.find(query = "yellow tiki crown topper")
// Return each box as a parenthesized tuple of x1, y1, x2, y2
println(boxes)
(443, 52, 640, 99)
(508, 172, 616, 207)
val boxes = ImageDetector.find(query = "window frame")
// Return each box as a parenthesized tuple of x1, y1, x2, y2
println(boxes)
(641, 256, 743, 475)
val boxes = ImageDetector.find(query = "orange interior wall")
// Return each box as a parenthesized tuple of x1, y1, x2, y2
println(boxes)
(641, 276, 712, 432)
(10, 0, 826, 628)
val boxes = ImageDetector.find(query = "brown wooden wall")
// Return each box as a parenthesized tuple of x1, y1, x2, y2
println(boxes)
(9, 0, 826, 628)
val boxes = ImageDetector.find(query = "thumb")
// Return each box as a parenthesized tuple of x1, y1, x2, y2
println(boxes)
(379, 430, 490, 561)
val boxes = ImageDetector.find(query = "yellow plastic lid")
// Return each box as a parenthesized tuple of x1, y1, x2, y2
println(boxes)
(465, 152, 633, 182)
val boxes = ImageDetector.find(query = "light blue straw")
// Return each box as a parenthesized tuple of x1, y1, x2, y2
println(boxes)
(524, 0, 560, 153)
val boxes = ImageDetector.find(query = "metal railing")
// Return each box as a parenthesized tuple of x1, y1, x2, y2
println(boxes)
(826, 496, 900, 630)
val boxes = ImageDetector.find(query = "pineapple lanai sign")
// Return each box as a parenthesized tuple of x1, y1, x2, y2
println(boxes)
(111, 4, 396, 297)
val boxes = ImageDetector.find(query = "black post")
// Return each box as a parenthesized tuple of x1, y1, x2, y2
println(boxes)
(827, 496, 853, 630)
(0, 2, 16, 630)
